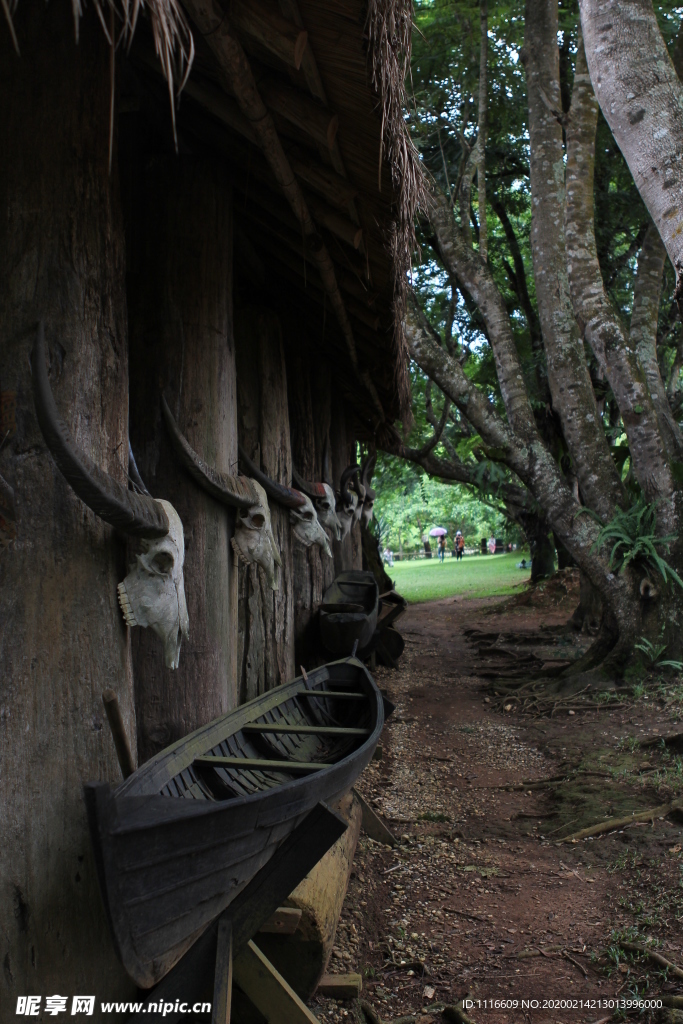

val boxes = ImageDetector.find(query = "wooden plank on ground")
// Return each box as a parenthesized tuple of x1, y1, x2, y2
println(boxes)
(316, 974, 362, 999)
(212, 917, 232, 1024)
(353, 789, 397, 847)
(259, 907, 302, 935)
(233, 941, 320, 1024)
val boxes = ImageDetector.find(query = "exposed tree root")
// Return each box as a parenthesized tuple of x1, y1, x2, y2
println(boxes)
(560, 799, 683, 842)
(618, 941, 683, 980)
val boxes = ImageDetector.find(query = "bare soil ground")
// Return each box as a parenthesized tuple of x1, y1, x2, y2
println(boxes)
(311, 579, 683, 1024)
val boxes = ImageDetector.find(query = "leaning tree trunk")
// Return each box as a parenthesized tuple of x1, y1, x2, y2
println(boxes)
(0, 4, 136, 1004)
(235, 307, 295, 702)
(127, 158, 238, 762)
(579, 0, 683, 275)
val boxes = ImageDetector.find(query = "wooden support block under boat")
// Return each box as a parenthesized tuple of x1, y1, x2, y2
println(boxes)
(255, 789, 362, 1000)
(233, 941, 320, 1024)
(123, 801, 347, 1021)
(84, 658, 384, 988)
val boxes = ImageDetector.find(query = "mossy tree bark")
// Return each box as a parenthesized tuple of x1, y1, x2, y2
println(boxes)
(0, 4, 136, 1004)
(127, 158, 238, 762)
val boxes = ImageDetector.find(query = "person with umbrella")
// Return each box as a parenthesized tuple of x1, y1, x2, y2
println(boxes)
(430, 526, 447, 563)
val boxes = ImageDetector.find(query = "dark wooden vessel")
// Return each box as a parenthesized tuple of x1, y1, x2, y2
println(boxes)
(319, 571, 379, 656)
(85, 658, 384, 988)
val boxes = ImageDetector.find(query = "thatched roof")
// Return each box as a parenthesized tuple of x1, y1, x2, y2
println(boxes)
(5, 0, 426, 427)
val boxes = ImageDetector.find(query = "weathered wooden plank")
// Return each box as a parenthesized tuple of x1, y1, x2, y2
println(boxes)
(233, 941, 320, 1024)
(243, 724, 370, 736)
(316, 974, 362, 999)
(297, 691, 368, 700)
(258, 907, 302, 935)
(213, 917, 232, 1024)
(195, 756, 328, 772)
(353, 789, 397, 847)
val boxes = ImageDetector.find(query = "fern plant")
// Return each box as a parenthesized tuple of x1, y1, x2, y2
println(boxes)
(582, 499, 683, 590)
(634, 637, 683, 672)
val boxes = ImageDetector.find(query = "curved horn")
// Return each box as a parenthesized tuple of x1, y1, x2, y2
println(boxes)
(339, 464, 358, 504)
(322, 434, 332, 487)
(292, 467, 328, 501)
(239, 446, 307, 509)
(361, 451, 377, 491)
(162, 397, 257, 509)
(128, 442, 151, 496)
(32, 323, 169, 538)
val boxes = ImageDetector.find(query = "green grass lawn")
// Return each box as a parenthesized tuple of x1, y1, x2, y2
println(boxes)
(388, 552, 531, 603)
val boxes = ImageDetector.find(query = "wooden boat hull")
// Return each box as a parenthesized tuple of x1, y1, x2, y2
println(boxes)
(85, 658, 383, 988)
(320, 571, 379, 656)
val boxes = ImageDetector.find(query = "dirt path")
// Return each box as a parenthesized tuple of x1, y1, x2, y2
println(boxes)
(312, 588, 683, 1024)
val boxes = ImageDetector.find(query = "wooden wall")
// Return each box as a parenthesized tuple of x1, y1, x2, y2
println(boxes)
(0, 7, 137, 1007)
(235, 308, 296, 699)
(127, 158, 239, 763)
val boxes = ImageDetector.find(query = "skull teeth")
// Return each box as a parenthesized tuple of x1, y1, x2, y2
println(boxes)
(117, 582, 139, 628)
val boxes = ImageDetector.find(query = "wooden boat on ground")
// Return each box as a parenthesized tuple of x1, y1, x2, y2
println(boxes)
(319, 570, 379, 656)
(85, 658, 385, 989)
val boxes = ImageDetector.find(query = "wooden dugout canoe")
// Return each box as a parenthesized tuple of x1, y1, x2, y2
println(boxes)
(85, 658, 385, 989)
(319, 570, 379, 656)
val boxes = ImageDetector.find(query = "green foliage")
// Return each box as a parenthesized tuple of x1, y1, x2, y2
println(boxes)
(584, 500, 683, 590)
(633, 637, 683, 672)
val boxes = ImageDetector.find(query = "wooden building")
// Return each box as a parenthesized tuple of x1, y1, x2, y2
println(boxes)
(0, 0, 422, 1011)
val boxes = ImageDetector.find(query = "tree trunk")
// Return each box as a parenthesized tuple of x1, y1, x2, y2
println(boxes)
(524, 0, 626, 522)
(0, 4, 135, 1003)
(570, 572, 604, 634)
(127, 158, 238, 762)
(530, 530, 556, 582)
(565, 33, 676, 515)
(235, 307, 295, 700)
(579, 0, 683, 274)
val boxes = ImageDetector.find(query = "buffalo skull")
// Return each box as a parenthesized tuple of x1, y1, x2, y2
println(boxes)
(162, 399, 283, 589)
(292, 468, 342, 541)
(32, 324, 189, 669)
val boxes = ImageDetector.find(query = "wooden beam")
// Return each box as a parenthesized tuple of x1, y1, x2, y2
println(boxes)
(233, 941, 320, 1024)
(259, 907, 302, 935)
(288, 149, 358, 209)
(260, 78, 338, 150)
(228, 0, 308, 70)
(317, 974, 362, 999)
(180, 0, 385, 424)
(212, 917, 233, 1024)
(195, 755, 329, 771)
(353, 788, 398, 847)
(307, 195, 362, 249)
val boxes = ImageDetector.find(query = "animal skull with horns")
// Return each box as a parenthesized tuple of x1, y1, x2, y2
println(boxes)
(292, 468, 342, 541)
(337, 466, 359, 539)
(32, 324, 189, 669)
(239, 448, 332, 557)
(161, 399, 282, 591)
(359, 451, 377, 527)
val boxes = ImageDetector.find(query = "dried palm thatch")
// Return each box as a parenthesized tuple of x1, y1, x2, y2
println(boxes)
(366, 0, 430, 422)
(2, 0, 193, 140)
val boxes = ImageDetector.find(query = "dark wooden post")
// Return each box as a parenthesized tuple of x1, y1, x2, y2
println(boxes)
(235, 308, 296, 700)
(128, 158, 238, 761)
(329, 390, 359, 574)
(0, 5, 136, 1002)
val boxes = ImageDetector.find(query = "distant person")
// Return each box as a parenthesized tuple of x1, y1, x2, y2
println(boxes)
(488, 535, 496, 555)
(455, 531, 465, 561)
(437, 535, 446, 562)
(383, 547, 394, 567)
